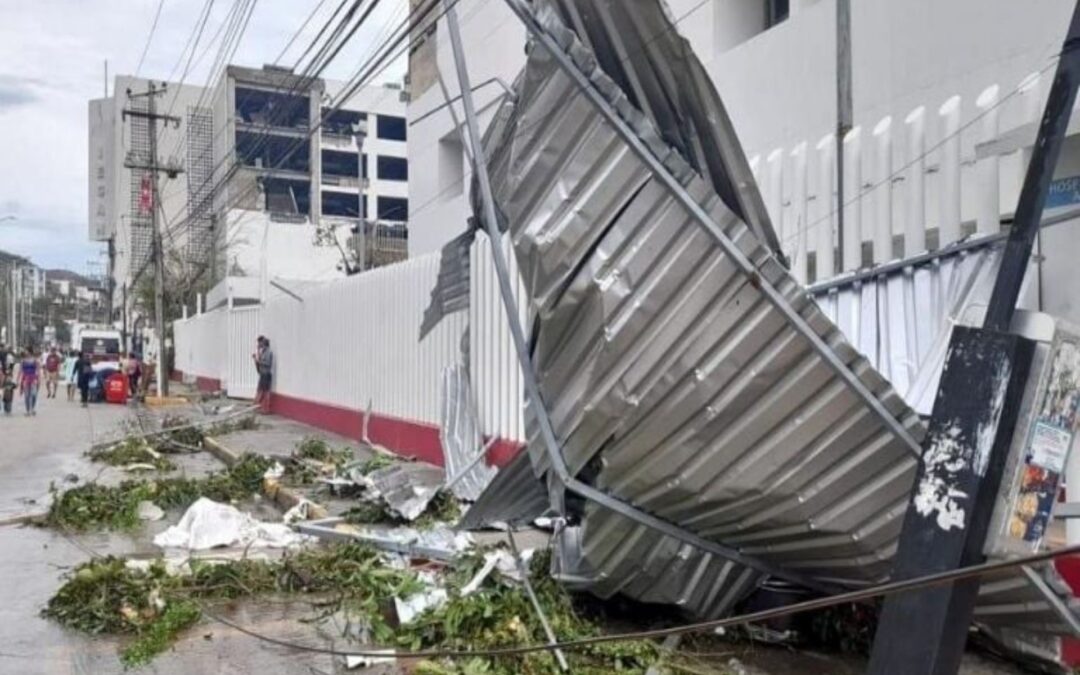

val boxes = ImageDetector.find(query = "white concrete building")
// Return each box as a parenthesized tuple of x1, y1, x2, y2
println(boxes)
(406, 0, 1080, 319)
(89, 65, 409, 320)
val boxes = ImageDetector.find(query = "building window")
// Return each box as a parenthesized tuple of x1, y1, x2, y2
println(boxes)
(377, 156, 408, 181)
(376, 115, 407, 141)
(322, 190, 362, 218)
(766, 0, 789, 28)
(322, 150, 359, 177)
(377, 196, 408, 221)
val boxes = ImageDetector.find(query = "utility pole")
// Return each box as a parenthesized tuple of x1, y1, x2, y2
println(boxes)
(867, 3, 1080, 673)
(123, 82, 182, 397)
(835, 0, 852, 275)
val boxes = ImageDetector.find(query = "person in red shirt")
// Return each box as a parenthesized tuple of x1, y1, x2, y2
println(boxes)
(43, 347, 61, 399)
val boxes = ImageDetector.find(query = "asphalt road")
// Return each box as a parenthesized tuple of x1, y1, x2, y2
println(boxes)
(0, 397, 342, 674)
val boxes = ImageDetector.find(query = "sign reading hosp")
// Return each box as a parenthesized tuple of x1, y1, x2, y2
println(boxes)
(1046, 174, 1080, 210)
(87, 98, 115, 242)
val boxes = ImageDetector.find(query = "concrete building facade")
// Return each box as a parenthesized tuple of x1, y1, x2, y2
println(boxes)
(405, 0, 1080, 267)
(89, 65, 409, 320)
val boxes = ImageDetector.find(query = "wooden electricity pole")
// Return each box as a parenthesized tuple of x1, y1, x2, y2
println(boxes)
(123, 82, 182, 397)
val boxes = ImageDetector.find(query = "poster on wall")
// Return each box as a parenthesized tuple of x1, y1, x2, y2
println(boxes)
(1007, 339, 1080, 548)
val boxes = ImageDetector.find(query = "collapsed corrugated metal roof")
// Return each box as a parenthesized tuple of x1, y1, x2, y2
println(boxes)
(464, 0, 1080, 639)
(477, 0, 923, 614)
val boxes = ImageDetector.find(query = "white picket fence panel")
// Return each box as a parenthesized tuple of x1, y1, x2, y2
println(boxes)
(751, 70, 1061, 284)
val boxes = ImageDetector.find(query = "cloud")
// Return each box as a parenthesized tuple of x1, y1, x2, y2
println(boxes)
(0, 74, 40, 109)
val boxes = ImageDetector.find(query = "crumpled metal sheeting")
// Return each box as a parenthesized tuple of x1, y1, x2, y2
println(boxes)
(458, 449, 550, 530)
(545, 0, 780, 255)
(439, 364, 498, 501)
(483, 0, 924, 602)
(553, 508, 763, 618)
(420, 228, 476, 340)
(975, 564, 1080, 635)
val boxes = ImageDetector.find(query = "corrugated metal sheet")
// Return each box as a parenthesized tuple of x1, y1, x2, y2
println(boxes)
(812, 242, 1005, 415)
(470, 232, 527, 442)
(226, 305, 262, 399)
(439, 363, 499, 501)
(261, 252, 467, 425)
(173, 308, 226, 383)
(459, 449, 550, 530)
(476, 0, 924, 617)
(467, 1, 1080, 639)
(176, 253, 467, 427)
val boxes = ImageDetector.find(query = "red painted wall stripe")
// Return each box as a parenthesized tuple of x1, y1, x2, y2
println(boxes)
(268, 391, 522, 468)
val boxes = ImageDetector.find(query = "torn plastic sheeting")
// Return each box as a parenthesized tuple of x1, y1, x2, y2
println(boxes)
(367, 462, 445, 521)
(461, 548, 535, 595)
(395, 587, 449, 625)
(154, 498, 309, 550)
(440, 364, 498, 501)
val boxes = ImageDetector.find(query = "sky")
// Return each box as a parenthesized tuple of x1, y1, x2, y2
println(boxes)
(0, 0, 407, 275)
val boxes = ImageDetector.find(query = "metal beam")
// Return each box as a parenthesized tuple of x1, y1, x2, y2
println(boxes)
(443, 0, 833, 592)
(1020, 564, 1080, 636)
(984, 5, 1080, 331)
(807, 206, 1080, 295)
(500, 0, 922, 457)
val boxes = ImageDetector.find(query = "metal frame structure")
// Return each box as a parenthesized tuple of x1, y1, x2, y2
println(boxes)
(437, 0, 909, 593)
(496, 0, 921, 458)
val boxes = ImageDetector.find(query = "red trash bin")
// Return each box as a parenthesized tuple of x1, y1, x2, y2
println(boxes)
(105, 373, 128, 404)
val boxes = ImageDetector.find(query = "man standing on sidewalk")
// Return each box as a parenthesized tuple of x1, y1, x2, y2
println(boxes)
(253, 336, 274, 414)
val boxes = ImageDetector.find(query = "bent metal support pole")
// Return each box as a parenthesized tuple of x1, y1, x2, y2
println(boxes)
(499, 0, 921, 459)
(441, 0, 829, 592)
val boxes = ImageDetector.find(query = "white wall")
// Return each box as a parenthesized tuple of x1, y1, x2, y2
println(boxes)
(224, 209, 350, 281)
(407, 0, 525, 257)
(707, 0, 1073, 158)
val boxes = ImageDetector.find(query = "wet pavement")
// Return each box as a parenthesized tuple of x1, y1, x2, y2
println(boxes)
(0, 398, 1037, 674)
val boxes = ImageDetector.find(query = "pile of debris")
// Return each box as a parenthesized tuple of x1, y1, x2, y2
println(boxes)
(46, 453, 273, 531)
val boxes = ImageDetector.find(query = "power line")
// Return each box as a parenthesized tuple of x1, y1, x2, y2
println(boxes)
(156, 0, 427, 288)
(134, 0, 168, 76)
(193, 541, 1080, 660)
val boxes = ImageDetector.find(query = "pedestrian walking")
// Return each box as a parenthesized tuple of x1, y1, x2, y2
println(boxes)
(1, 370, 14, 416)
(43, 347, 61, 399)
(125, 352, 142, 398)
(62, 350, 78, 402)
(253, 336, 274, 414)
(75, 351, 93, 408)
(18, 349, 40, 416)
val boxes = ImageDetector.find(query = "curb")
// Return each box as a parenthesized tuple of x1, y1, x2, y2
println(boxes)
(203, 436, 329, 520)
(0, 512, 47, 527)
(145, 396, 192, 408)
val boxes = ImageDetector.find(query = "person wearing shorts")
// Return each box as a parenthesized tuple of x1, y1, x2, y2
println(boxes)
(43, 347, 61, 399)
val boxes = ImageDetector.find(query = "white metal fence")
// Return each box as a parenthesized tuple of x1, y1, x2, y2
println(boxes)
(758, 69, 1059, 283)
(175, 252, 470, 433)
